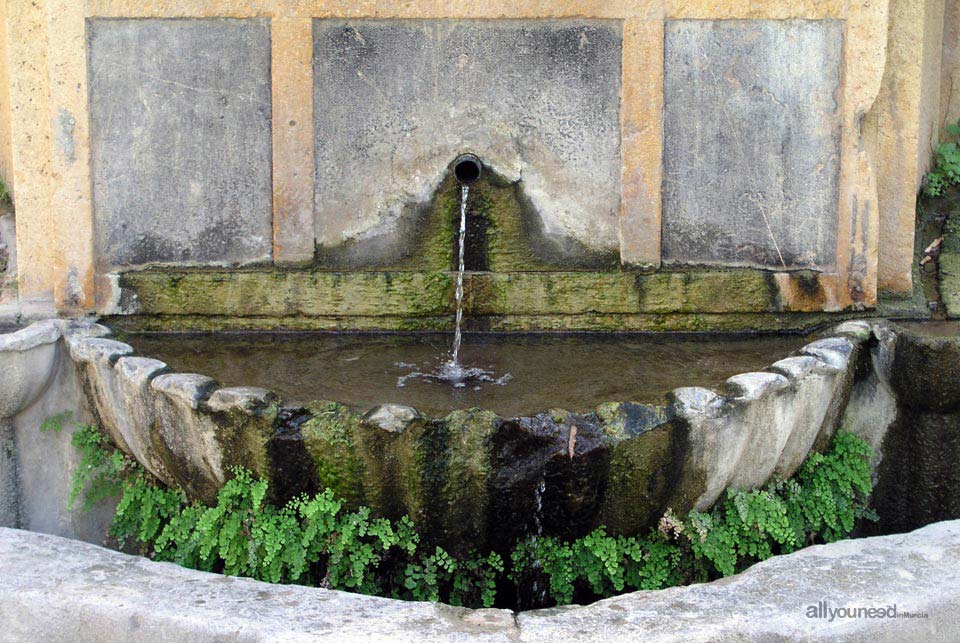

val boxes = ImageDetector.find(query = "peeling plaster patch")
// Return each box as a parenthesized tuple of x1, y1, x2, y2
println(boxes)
(55, 109, 76, 165)
(65, 268, 84, 307)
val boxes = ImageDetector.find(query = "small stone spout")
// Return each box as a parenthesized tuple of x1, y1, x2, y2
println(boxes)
(453, 154, 482, 186)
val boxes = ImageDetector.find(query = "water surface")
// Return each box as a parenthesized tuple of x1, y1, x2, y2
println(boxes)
(896, 320, 960, 338)
(129, 332, 811, 417)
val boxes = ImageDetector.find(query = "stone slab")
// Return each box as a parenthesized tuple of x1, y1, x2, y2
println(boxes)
(662, 19, 842, 270)
(0, 527, 517, 643)
(312, 19, 622, 266)
(3, 521, 960, 642)
(88, 19, 273, 267)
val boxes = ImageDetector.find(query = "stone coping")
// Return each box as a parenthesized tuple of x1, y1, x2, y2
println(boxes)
(0, 318, 112, 353)
(0, 318, 60, 352)
(60, 318, 876, 425)
(1, 521, 959, 642)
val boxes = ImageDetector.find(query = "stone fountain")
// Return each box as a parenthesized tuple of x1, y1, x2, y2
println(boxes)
(0, 321, 61, 527)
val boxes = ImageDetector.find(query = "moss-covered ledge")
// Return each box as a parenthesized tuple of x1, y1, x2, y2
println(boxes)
(108, 267, 860, 332)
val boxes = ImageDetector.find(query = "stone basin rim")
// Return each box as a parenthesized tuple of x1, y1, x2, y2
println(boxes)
(0, 319, 62, 353)
(2, 316, 906, 424)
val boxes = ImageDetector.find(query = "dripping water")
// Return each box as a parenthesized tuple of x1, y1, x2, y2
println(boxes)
(529, 477, 549, 606)
(533, 477, 546, 537)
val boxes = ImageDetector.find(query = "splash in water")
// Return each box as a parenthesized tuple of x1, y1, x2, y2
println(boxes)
(396, 184, 510, 390)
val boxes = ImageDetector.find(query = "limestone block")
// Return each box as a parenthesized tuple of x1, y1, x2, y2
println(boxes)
(111, 357, 171, 481)
(311, 19, 622, 266)
(87, 19, 273, 267)
(68, 337, 136, 453)
(150, 373, 223, 501)
(662, 20, 843, 270)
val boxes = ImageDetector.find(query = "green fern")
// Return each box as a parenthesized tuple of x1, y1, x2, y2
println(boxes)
(925, 119, 960, 196)
(61, 417, 875, 609)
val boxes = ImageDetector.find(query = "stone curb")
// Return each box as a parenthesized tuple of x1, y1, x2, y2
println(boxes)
(1, 521, 959, 642)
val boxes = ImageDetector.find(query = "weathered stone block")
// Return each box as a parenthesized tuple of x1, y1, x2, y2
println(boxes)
(402, 409, 500, 555)
(597, 417, 684, 537)
(662, 20, 842, 270)
(312, 20, 622, 267)
(300, 401, 369, 508)
(88, 19, 273, 267)
(68, 337, 136, 454)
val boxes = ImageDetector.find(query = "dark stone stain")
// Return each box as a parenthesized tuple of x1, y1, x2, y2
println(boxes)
(868, 330, 960, 536)
(313, 19, 622, 270)
(314, 161, 618, 271)
(487, 411, 611, 554)
(267, 408, 321, 506)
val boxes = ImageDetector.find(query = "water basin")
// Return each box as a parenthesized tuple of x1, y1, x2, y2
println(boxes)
(128, 331, 812, 417)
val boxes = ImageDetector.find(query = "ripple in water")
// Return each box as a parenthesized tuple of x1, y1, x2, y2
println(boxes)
(396, 359, 511, 390)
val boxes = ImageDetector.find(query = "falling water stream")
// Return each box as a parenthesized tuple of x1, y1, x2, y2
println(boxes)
(529, 477, 549, 605)
(450, 185, 469, 367)
(396, 183, 509, 389)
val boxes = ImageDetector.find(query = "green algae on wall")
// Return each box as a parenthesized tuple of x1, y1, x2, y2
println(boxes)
(300, 402, 368, 508)
(400, 409, 500, 555)
(118, 270, 455, 318)
(207, 401, 278, 487)
(115, 264, 862, 332)
(940, 206, 960, 318)
(594, 402, 689, 536)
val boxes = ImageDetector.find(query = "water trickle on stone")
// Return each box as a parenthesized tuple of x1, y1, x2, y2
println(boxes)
(529, 477, 549, 606)
(533, 477, 546, 537)
(395, 184, 510, 390)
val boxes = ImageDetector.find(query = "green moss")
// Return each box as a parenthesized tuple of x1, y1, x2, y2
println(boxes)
(400, 409, 499, 555)
(485, 311, 863, 333)
(120, 270, 454, 318)
(594, 402, 623, 435)
(353, 417, 422, 521)
(941, 204, 960, 318)
(942, 253, 960, 318)
(471, 175, 564, 272)
(637, 270, 778, 313)
(300, 401, 367, 508)
(116, 265, 868, 333)
(595, 402, 674, 441)
(388, 184, 459, 271)
(598, 424, 682, 536)
(594, 404, 686, 535)
(208, 402, 279, 487)
(469, 272, 641, 315)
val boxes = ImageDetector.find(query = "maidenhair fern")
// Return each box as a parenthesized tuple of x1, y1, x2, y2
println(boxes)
(925, 118, 960, 196)
(63, 423, 875, 609)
